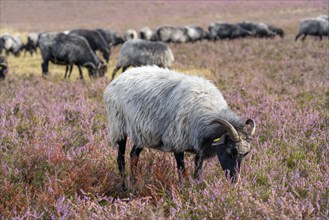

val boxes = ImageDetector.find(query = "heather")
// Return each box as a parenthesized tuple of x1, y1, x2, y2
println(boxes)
(1, 1, 329, 219)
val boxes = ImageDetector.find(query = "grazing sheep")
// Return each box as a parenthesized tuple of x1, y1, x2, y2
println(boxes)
(157, 26, 190, 43)
(236, 22, 275, 38)
(38, 32, 107, 79)
(139, 27, 159, 41)
(24, 32, 39, 56)
(124, 29, 138, 41)
(104, 66, 256, 189)
(1, 34, 25, 56)
(111, 39, 174, 80)
(185, 26, 209, 42)
(0, 55, 8, 80)
(267, 24, 285, 38)
(295, 16, 329, 41)
(209, 22, 251, 40)
(96, 28, 124, 46)
(69, 29, 110, 63)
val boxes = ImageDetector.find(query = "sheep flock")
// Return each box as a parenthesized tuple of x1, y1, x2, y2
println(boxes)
(0, 15, 328, 80)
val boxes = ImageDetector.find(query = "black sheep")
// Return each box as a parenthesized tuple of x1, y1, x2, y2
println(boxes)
(38, 32, 107, 79)
(69, 29, 110, 63)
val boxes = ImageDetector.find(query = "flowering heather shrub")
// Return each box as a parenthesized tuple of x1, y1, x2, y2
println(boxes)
(0, 2, 328, 219)
(1, 35, 328, 219)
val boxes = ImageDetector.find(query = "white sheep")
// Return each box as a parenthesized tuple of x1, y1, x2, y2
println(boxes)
(104, 66, 256, 189)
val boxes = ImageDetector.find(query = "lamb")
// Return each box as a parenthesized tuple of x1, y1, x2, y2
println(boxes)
(104, 66, 256, 189)
(139, 27, 159, 41)
(157, 26, 190, 43)
(124, 29, 138, 41)
(69, 29, 110, 63)
(111, 39, 174, 80)
(38, 32, 107, 79)
(295, 16, 329, 41)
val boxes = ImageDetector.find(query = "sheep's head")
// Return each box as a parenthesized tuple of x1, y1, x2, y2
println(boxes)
(211, 118, 256, 182)
(97, 63, 107, 77)
(84, 62, 107, 78)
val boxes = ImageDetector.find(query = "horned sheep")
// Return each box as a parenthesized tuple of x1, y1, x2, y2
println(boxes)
(104, 66, 256, 189)
(111, 39, 174, 80)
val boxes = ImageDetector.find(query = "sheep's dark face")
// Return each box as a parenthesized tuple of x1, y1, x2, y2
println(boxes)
(214, 133, 252, 182)
(114, 37, 124, 45)
(97, 64, 107, 77)
(211, 119, 256, 182)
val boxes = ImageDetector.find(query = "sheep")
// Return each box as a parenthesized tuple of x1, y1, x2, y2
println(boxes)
(157, 26, 190, 43)
(209, 22, 251, 40)
(38, 32, 107, 79)
(236, 22, 275, 38)
(24, 32, 39, 56)
(96, 29, 124, 46)
(267, 24, 285, 38)
(111, 39, 174, 80)
(139, 27, 159, 41)
(185, 26, 209, 42)
(104, 66, 256, 189)
(124, 29, 138, 41)
(295, 16, 329, 41)
(69, 29, 110, 63)
(0, 55, 8, 80)
(1, 34, 25, 56)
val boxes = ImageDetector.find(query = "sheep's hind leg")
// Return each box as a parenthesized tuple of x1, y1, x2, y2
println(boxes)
(117, 138, 127, 190)
(130, 145, 143, 184)
(174, 152, 188, 182)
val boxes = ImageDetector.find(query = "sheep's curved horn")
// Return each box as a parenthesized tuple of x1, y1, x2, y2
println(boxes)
(211, 118, 240, 142)
(83, 62, 96, 69)
(245, 119, 256, 136)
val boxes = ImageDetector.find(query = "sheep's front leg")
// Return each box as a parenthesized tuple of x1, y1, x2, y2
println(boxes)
(193, 154, 204, 179)
(130, 145, 143, 184)
(174, 152, 188, 182)
(117, 138, 127, 190)
(41, 60, 49, 75)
